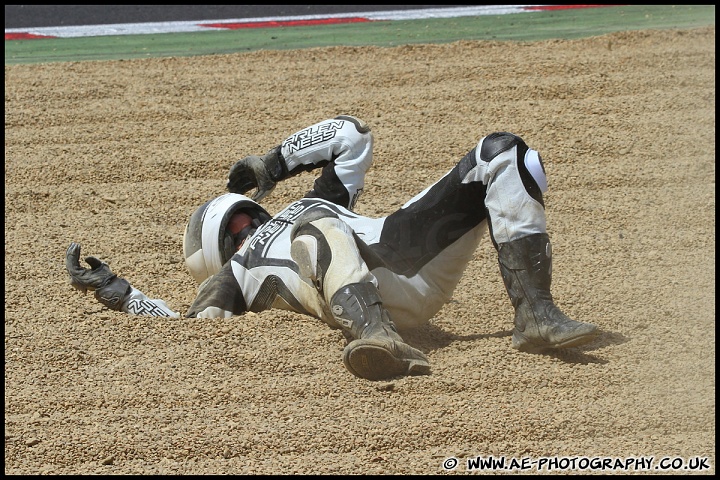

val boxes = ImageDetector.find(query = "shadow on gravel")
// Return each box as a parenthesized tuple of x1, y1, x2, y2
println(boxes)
(545, 330, 630, 365)
(402, 324, 629, 366)
(400, 322, 511, 353)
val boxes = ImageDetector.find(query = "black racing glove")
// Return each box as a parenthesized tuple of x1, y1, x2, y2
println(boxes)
(227, 146, 288, 202)
(65, 242, 131, 311)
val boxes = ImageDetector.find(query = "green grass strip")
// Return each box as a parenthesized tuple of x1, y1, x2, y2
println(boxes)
(4, 5, 715, 65)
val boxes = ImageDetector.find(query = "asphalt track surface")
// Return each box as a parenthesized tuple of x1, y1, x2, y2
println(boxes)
(4, 5, 467, 29)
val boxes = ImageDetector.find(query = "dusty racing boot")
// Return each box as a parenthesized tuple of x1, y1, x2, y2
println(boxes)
(331, 282, 430, 380)
(497, 233, 598, 352)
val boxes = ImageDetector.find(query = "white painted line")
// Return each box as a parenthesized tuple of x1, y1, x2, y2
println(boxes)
(5, 5, 541, 39)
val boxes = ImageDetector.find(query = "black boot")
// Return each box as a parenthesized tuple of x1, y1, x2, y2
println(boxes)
(497, 233, 598, 352)
(331, 283, 431, 380)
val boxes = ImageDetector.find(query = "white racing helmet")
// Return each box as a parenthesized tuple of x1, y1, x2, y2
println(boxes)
(183, 193, 271, 284)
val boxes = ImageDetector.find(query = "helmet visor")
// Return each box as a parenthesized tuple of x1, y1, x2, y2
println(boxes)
(228, 211, 255, 250)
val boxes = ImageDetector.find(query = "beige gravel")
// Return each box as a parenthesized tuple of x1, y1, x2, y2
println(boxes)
(4, 26, 715, 474)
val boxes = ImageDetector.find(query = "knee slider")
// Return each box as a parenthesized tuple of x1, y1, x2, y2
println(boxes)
(523, 149, 548, 194)
(290, 208, 339, 240)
